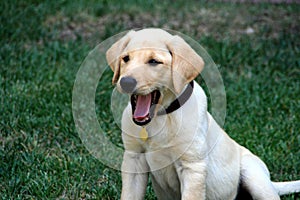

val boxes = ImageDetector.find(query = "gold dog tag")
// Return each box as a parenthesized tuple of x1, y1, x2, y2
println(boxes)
(139, 127, 148, 141)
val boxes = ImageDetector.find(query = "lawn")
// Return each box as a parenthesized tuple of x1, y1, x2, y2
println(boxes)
(0, 0, 299, 199)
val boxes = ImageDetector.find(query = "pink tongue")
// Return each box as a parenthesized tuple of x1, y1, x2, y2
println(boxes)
(133, 94, 152, 120)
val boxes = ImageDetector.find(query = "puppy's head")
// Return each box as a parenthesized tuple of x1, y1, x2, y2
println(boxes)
(106, 28, 204, 126)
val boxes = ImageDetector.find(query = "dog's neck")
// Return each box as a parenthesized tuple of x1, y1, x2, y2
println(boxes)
(158, 81, 194, 116)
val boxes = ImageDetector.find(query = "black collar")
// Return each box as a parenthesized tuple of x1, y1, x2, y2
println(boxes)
(157, 81, 194, 116)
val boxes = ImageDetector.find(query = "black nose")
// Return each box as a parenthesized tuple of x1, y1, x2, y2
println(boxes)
(120, 76, 137, 93)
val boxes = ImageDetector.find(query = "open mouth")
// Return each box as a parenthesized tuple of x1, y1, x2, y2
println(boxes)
(130, 90, 161, 126)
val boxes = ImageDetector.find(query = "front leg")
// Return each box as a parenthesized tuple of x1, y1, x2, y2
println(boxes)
(176, 160, 207, 200)
(121, 151, 149, 200)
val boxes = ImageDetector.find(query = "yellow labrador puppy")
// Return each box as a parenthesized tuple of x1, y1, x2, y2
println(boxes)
(106, 28, 300, 200)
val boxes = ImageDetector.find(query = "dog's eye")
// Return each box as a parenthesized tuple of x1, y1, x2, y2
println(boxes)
(148, 59, 163, 66)
(122, 55, 130, 63)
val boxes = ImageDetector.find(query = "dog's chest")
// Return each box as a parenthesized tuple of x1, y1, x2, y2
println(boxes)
(143, 134, 194, 200)
(149, 164, 181, 200)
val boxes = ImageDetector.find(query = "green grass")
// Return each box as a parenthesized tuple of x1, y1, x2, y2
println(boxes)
(1, 0, 299, 199)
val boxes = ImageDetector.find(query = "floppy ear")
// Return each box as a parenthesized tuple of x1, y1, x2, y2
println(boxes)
(166, 35, 204, 94)
(106, 31, 134, 84)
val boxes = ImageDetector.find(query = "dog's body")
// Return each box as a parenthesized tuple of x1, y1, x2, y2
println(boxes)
(106, 28, 300, 200)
